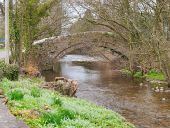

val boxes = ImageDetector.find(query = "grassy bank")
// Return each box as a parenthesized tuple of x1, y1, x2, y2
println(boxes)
(0, 77, 134, 128)
(121, 69, 166, 81)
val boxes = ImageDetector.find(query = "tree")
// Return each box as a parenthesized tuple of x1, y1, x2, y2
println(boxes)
(70, 0, 170, 84)
(9, 0, 63, 66)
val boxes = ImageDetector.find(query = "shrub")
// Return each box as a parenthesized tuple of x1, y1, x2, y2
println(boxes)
(9, 89, 24, 100)
(31, 87, 41, 97)
(4, 64, 19, 81)
(0, 61, 19, 81)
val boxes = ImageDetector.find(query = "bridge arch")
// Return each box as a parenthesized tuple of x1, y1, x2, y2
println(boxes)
(33, 31, 129, 70)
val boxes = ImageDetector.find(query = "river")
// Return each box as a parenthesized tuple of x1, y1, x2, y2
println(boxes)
(42, 55, 170, 128)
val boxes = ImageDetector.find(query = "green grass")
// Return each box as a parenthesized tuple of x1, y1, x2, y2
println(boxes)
(31, 87, 41, 97)
(121, 69, 166, 81)
(0, 77, 135, 128)
(144, 70, 166, 81)
(8, 89, 24, 100)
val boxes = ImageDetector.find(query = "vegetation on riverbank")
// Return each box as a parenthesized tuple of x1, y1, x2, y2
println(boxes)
(144, 70, 166, 81)
(0, 77, 134, 128)
(121, 69, 166, 81)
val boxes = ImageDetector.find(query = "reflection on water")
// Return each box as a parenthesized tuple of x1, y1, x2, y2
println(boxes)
(42, 55, 170, 128)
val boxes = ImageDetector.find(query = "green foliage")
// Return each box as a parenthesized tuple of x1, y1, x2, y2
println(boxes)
(9, 89, 24, 100)
(31, 87, 41, 97)
(9, 0, 59, 64)
(52, 97, 62, 106)
(42, 109, 75, 126)
(3, 64, 19, 81)
(145, 70, 166, 81)
(133, 71, 143, 78)
(0, 78, 135, 128)
(0, 61, 19, 81)
(122, 68, 166, 81)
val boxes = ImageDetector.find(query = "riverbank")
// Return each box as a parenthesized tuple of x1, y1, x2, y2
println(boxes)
(121, 69, 167, 85)
(0, 77, 135, 128)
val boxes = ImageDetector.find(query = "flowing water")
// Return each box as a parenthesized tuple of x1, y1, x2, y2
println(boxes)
(42, 55, 170, 128)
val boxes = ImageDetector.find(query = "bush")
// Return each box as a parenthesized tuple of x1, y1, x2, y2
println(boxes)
(9, 89, 24, 100)
(4, 64, 19, 81)
(0, 61, 19, 81)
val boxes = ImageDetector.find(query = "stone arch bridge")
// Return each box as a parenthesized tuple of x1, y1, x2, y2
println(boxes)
(33, 31, 129, 70)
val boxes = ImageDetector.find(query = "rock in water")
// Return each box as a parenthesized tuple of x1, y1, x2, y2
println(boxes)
(162, 98, 166, 101)
(139, 83, 143, 86)
(165, 90, 170, 93)
(160, 87, 164, 92)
